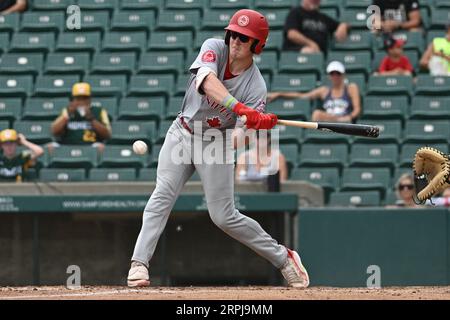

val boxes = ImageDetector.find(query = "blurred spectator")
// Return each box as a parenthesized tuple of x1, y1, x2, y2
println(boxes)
(420, 24, 450, 76)
(268, 61, 361, 123)
(283, 0, 348, 53)
(235, 130, 288, 185)
(50, 82, 112, 153)
(430, 187, 450, 207)
(376, 35, 414, 76)
(0, 0, 27, 14)
(0, 129, 43, 182)
(373, 0, 421, 32)
(388, 173, 422, 208)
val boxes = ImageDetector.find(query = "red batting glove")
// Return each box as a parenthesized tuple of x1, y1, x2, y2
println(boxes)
(254, 113, 278, 130)
(232, 102, 260, 128)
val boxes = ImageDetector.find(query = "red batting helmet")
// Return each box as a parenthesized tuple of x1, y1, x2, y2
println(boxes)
(224, 9, 269, 55)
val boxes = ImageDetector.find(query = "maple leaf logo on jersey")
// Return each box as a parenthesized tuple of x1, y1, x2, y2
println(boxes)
(202, 50, 217, 63)
(206, 117, 221, 128)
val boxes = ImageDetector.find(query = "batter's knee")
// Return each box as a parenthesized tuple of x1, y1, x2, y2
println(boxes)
(207, 198, 236, 231)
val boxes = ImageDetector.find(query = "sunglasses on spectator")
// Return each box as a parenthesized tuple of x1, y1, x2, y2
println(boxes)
(230, 31, 250, 43)
(398, 184, 414, 191)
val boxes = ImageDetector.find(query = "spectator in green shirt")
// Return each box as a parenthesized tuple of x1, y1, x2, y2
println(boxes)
(0, 129, 44, 182)
(50, 82, 112, 153)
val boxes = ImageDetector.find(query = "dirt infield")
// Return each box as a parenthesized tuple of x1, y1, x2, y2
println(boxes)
(1, 286, 450, 300)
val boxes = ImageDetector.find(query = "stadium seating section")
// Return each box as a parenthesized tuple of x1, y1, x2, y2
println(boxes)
(0, 0, 449, 207)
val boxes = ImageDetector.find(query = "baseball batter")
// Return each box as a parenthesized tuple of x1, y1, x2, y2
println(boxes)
(127, 9, 309, 288)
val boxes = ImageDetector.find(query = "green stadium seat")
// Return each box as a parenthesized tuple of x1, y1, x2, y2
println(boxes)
(156, 120, 174, 143)
(0, 53, 44, 76)
(210, 0, 251, 9)
(34, 75, 80, 97)
(166, 97, 183, 119)
(268, 98, 311, 120)
(84, 75, 127, 97)
(128, 75, 175, 98)
(356, 119, 402, 144)
(321, 7, 339, 20)
(89, 168, 137, 182)
(99, 145, 147, 168)
(410, 97, 450, 119)
(342, 167, 391, 194)
(262, 72, 272, 91)
(39, 168, 86, 182)
(22, 97, 69, 120)
(148, 31, 192, 53)
(138, 51, 184, 76)
(79, 10, 110, 32)
(320, 0, 342, 9)
(91, 53, 136, 76)
(327, 51, 371, 76)
(372, 51, 418, 73)
(400, 143, 449, 167)
(329, 191, 381, 207)
(384, 189, 398, 206)
(77, 0, 118, 12)
(344, 0, 371, 8)
(279, 143, 299, 171)
(264, 30, 283, 53)
(0, 120, 10, 130)
(404, 120, 450, 143)
(415, 75, 450, 96)
(110, 121, 157, 145)
(201, 9, 235, 30)
(194, 31, 225, 50)
(254, 0, 294, 9)
(332, 31, 373, 51)
(426, 30, 446, 45)
(148, 144, 162, 167)
(45, 53, 90, 76)
(260, 9, 290, 30)
(184, 50, 198, 72)
(341, 8, 371, 29)
(175, 73, 192, 96)
(0, 98, 21, 122)
(0, 75, 33, 98)
(271, 74, 317, 92)
(290, 167, 340, 193)
(102, 32, 147, 54)
(13, 121, 52, 143)
(120, 0, 162, 10)
(32, 0, 72, 10)
(362, 96, 409, 121)
(367, 75, 414, 97)
(298, 143, 348, 169)
(138, 168, 157, 181)
(393, 167, 415, 185)
(56, 32, 101, 54)
(277, 124, 303, 145)
(111, 11, 155, 32)
(10, 32, 55, 53)
(0, 13, 19, 33)
(430, 8, 450, 29)
(0, 33, 10, 54)
(349, 143, 398, 169)
(279, 53, 324, 76)
(420, 7, 430, 29)
(89, 97, 117, 120)
(166, 0, 204, 10)
(20, 12, 65, 32)
(118, 97, 165, 121)
(434, 0, 450, 8)
(48, 145, 98, 169)
(156, 10, 200, 32)
(253, 52, 278, 76)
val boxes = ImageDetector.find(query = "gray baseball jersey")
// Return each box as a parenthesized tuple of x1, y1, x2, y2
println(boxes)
(180, 38, 267, 132)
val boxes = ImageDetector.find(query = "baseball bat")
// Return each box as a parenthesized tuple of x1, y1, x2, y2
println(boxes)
(241, 116, 380, 138)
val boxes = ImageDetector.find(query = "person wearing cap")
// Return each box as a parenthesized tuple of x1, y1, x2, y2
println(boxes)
(0, 129, 43, 182)
(372, 0, 421, 33)
(420, 24, 450, 76)
(377, 35, 414, 76)
(50, 82, 111, 152)
(268, 61, 361, 123)
(283, 0, 348, 53)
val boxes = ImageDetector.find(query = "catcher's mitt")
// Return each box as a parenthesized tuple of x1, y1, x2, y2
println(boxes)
(413, 147, 450, 203)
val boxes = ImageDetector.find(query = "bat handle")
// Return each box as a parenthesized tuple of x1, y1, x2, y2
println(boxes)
(240, 115, 247, 124)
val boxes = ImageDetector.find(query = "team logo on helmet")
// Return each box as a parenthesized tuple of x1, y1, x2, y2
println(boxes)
(237, 15, 250, 27)
(202, 50, 217, 63)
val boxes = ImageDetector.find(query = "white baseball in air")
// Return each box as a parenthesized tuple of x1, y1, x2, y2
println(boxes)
(133, 140, 148, 155)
